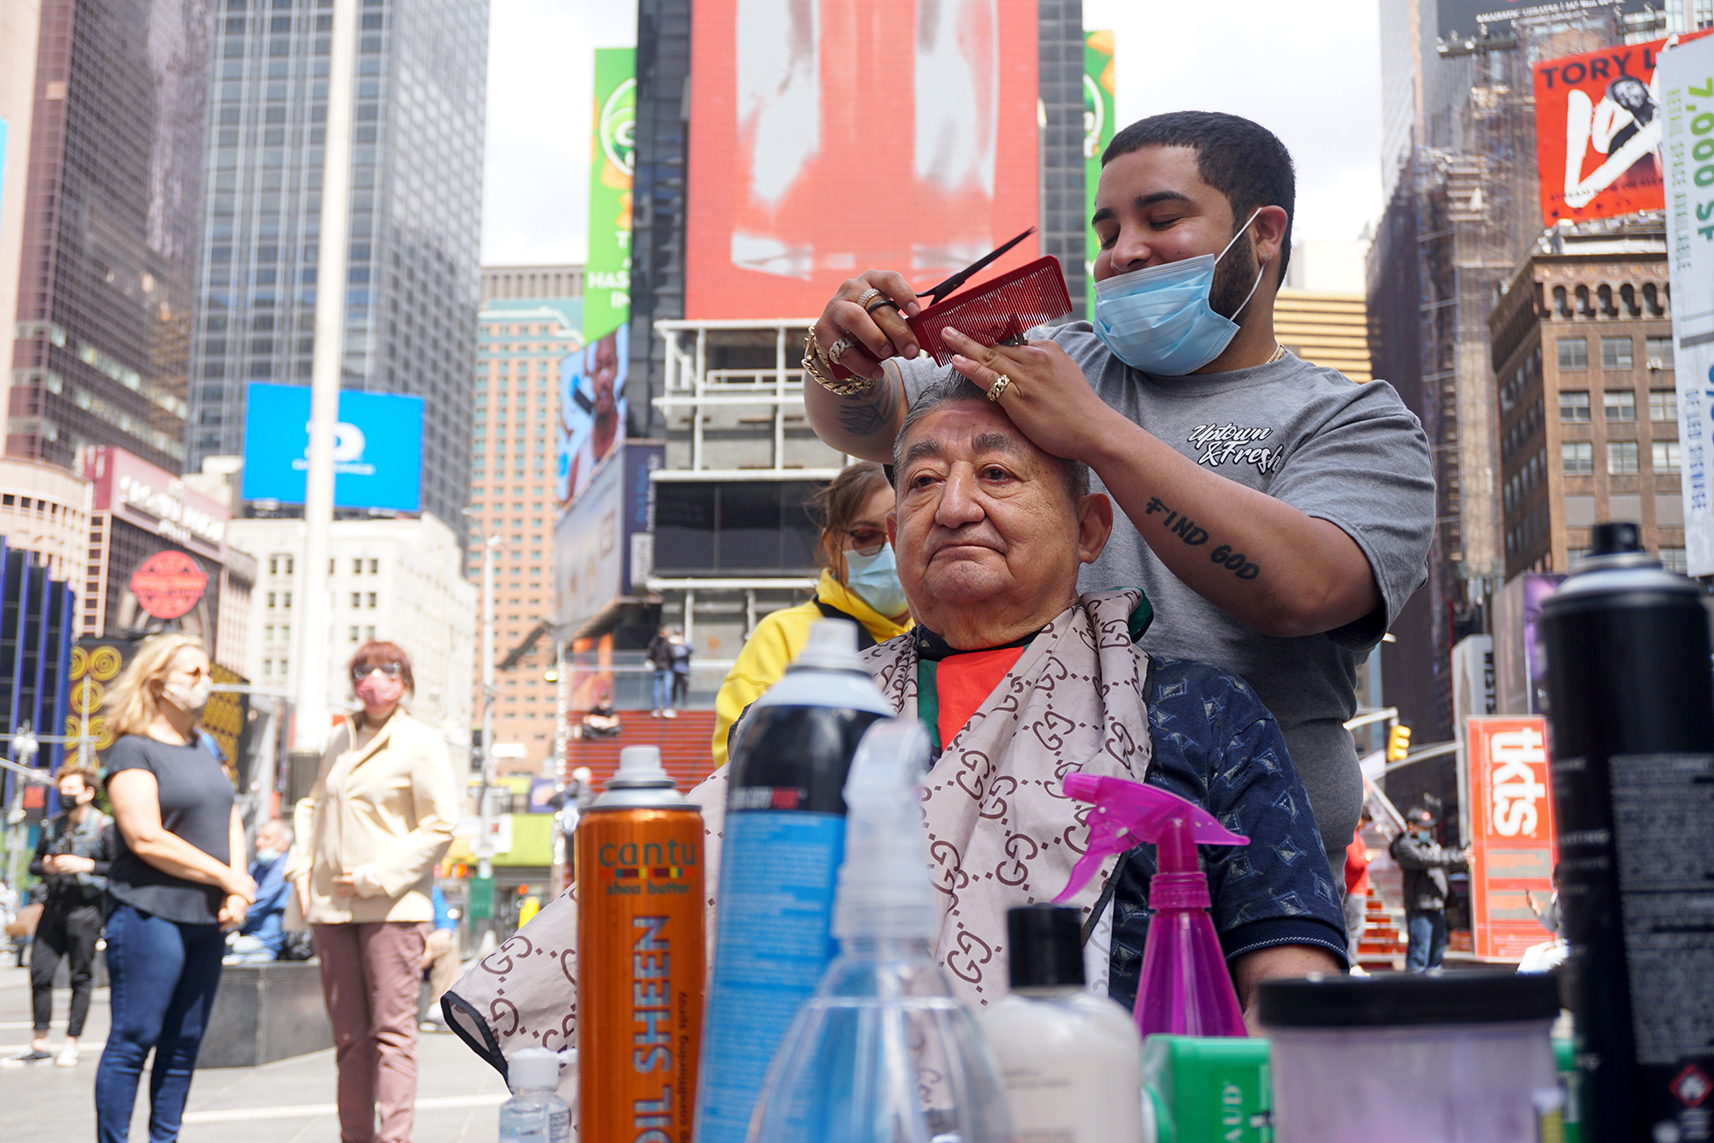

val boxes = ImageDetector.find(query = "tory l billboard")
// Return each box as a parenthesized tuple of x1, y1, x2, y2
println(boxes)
(241, 383, 424, 512)
(1534, 32, 1714, 226)
(1467, 717, 1558, 960)
(1658, 33, 1714, 575)
(684, 0, 1041, 319)
(585, 48, 635, 344)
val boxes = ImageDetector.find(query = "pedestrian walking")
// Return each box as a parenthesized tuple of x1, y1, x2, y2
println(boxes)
(647, 625, 676, 718)
(286, 640, 457, 1143)
(669, 629, 693, 711)
(4, 761, 115, 1068)
(710, 461, 913, 768)
(1389, 806, 1470, 973)
(96, 634, 256, 1143)
(1342, 808, 1372, 971)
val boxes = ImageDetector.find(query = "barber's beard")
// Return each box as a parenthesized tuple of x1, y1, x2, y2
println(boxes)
(1209, 229, 1259, 321)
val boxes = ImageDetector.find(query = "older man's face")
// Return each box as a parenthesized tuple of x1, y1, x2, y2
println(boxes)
(889, 401, 1108, 632)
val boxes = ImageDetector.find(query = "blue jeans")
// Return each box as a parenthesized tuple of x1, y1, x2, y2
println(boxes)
(96, 901, 226, 1143)
(653, 669, 672, 711)
(1405, 909, 1448, 973)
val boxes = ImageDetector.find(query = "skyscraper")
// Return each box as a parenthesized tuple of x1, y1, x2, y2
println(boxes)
(184, 0, 486, 528)
(5, 0, 216, 473)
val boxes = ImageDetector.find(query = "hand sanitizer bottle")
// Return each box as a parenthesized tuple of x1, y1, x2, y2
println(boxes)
(498, 1048, 570, 1143)
(747, 719, 1014, 1143)
(980, 904, 1145, 1143)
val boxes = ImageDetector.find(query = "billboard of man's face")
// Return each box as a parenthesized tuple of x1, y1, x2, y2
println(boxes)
(592, 333, 620, 416)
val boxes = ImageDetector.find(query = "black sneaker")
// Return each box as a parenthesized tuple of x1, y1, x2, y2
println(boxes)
(0, 1049, 53, 1067)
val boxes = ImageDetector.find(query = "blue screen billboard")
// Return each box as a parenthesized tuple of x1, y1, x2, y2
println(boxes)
(241, 383, 424, 512)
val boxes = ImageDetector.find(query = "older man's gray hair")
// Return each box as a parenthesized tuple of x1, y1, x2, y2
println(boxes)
(893, 372, 1090, 502)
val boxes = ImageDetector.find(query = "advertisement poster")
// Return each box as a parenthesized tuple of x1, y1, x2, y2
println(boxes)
(1467, 717, 1559, 960)
(585, 48, 635, 344)
(1659, 33, 1714, 575)
(240, 383, 424, 512)
(1084, 30, 1115, 316)
(684, 0, 1040, 319)
(554, 439, 626, 629)
(1534, 32, 1714, 226)
(556, 323, 628, 510)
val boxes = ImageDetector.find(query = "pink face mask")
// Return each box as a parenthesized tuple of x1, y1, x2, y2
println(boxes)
(356, 675, 405, 709)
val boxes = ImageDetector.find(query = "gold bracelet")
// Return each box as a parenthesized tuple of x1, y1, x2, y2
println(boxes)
(802, 331, 879, 397)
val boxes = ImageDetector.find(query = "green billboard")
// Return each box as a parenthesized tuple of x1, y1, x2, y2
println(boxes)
(1084, 30, 1116, 317)
(585, 48, 636, 343)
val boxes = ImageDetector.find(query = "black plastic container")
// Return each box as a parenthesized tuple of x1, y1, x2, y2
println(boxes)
(1539, 522, 1714, 1142)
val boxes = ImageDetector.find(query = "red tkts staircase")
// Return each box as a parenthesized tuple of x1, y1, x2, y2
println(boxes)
(565, 709, 721, 794)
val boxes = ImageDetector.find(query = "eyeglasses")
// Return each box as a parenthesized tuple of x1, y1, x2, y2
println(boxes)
(352, 663, 405, 681)
(842, 528, 888, 557)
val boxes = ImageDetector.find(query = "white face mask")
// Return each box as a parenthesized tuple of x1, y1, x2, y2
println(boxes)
(161, 676, 213, 715)
(255, 846, 285, 863)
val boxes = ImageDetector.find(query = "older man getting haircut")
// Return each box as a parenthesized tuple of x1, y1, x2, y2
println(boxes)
(865, 373, 1348, 1022)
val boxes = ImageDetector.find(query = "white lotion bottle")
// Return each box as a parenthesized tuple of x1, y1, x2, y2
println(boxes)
(979, 904, 1145, 1143)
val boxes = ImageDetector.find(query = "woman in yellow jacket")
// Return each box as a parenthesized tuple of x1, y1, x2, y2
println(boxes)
(286, 641, 456, 1143)
(711, 461, 912, 767)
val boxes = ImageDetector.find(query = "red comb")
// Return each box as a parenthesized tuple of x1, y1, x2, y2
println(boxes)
(909, 256, 1072, 365)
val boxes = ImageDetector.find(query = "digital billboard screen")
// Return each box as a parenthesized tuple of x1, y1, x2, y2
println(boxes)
(684, 0, 1042, 320)
(241, 383, 425, 512)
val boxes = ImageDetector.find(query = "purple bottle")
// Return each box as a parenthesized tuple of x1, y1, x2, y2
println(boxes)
(1055, 772, 1249, 1039)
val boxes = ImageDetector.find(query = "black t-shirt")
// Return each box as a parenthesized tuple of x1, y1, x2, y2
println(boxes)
(105, 734, 235, 925)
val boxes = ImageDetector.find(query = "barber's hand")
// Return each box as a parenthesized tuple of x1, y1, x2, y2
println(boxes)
(943, 327, 1118, 460)
(218, 893, 248, 931)
(812, 272, 924, 383)
(332, 873, 361, 899)
(223, 870, 258, 904)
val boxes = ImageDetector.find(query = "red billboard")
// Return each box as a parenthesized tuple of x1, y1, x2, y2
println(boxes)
(1467, 716, 1559, 959)
(685, 0, 1041, 320)
(1534, 32, 1714, 226)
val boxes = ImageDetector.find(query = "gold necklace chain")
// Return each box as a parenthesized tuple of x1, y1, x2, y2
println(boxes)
(1266, 343, 1287, 364)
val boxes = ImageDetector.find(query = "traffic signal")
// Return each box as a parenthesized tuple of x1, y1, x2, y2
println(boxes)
(1387, 724, 1412, 762)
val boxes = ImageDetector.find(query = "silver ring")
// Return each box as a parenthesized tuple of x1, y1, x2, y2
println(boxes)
(826, 335, 855, 361)
(986, 374, 1012, 402)
(854, 287, 883, 309)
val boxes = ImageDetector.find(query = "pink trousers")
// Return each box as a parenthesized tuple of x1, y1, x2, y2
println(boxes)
(313, 922, 428, 1143)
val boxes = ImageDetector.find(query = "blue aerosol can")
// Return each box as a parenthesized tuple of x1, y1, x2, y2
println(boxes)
(1539, 521, 1714, 1142)
(692, 619, 894, 1143)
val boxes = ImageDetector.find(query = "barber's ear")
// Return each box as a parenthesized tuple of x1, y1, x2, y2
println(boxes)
(1076, 493, 1113, 565)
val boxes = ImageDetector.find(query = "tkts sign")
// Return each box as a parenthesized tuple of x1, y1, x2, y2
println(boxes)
(1534, 31, 1714, 226)
(1468, 717, 1559, 959)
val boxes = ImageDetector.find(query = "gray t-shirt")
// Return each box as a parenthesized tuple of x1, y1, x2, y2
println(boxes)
(898, 324, 1435, 858)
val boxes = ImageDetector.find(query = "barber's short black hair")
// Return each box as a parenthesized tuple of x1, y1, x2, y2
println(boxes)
(1104, 111, 1296, 284)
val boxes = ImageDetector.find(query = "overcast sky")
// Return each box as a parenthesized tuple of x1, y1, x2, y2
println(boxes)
(479, 0, 1385, 266)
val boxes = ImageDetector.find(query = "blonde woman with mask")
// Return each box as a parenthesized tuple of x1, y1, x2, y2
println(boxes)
(710, 461, 912, 768)
(96, 634, 253, 1143)
(286, 640, 456, 1143)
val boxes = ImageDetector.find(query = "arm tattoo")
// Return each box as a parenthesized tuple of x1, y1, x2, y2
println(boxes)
(835, 373, 899, 438)
(1141, 496, 1261, 581)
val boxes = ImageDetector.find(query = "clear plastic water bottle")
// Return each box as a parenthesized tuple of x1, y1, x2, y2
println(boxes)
(498, 1048, 570, 1143)
(746, 720, 1014, 1143)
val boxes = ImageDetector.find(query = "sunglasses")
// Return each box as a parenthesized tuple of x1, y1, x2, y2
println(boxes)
(353, 663, 405, 681)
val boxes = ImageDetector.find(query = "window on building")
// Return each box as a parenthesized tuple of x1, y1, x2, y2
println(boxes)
(329, 558, 336, 573)
(281, 624, 290, 641)
(365, 626, 376, 640)
(1647, 335, 1674, 370)
(1651, 388, 1678, 422)
(369, 559, 378, 573)
(268, 556, 279, 575)
(1654, 441, 1681, 474)
(1605, 389, 1636, 421)
(353, 558, 363, 574)
(267, 591, 277, 608)
(351, 592, 362, 607)
(283, 592, 292, 609)
(280, 657, 289, 673)
(263, 659, 272, 677)
(264, 624, 274, 642)
(1562, 442, 1594, 473)
(1608, 441, 1639, 474)
(1560, 390, 1591, 422)
(1663, 547, 1689, 573)
(285, 557, 294, 574)
(1558, 337, 1588, 369)
(367, 592, 377, 608)
(1601, 337, 1633, 369)
(350, 625, 360, 641)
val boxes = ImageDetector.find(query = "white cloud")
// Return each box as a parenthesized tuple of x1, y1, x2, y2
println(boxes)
(479, 0, 1384, 264)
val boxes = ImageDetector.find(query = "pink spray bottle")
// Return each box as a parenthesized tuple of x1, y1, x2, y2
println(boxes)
(1054, 772, 1250, 1039)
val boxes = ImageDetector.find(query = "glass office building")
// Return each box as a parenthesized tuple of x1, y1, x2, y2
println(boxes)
(186, 0, 486, 527)
(7, 0, 216, 473)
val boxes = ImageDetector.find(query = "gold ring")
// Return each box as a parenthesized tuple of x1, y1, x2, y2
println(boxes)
(986, 374, 1012, 402)
(855, 287, 883, 309)
(826, 335, 855, 361)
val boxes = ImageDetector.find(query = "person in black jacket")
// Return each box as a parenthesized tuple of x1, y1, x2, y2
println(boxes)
(3, 761, 117, 1067)
(646, 626, 677, 719)
(1389, 806, 1470, 972)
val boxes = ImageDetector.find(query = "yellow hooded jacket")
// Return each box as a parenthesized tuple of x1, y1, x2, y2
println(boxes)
(710, 568, 911, 769)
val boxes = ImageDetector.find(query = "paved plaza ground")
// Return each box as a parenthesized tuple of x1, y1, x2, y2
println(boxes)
(0, 960, 509, 1142)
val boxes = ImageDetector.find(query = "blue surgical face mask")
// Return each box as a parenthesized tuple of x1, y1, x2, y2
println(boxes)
(843, 543, 910, 618)
(1093, 210, 1268, 376)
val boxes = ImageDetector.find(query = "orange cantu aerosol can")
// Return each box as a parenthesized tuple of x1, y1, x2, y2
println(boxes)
(576, 745, 704, 1143)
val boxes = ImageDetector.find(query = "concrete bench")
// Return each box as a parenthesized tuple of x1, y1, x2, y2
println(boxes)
(199, 960, 331, 1068)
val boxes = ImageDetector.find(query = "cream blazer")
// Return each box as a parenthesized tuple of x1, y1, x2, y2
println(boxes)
(287, 710, 457, 924)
